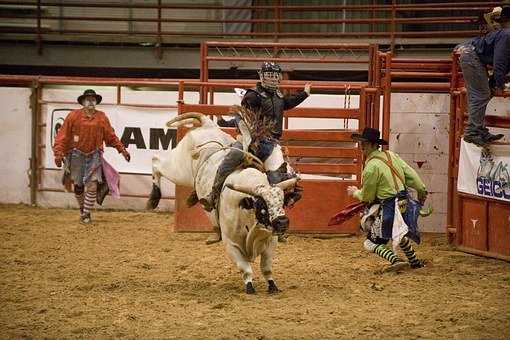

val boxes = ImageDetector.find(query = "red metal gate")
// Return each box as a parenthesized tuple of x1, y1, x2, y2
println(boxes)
(171, 42, 383, 234)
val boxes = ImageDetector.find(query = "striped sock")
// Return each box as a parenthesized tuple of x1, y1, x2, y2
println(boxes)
(75, 192, 84, 213)
(399, 237, 421, 267)
(373, 244, 399, 264)
(83, 187, 97, 215)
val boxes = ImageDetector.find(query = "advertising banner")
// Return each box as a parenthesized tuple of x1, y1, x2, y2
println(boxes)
(458, 140, 510, 202)
(45, 105, 178, 174)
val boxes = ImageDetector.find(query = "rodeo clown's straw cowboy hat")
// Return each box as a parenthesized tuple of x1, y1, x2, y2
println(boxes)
(77, 89, 102, 105)
(484, 7, 502, 27)
(351, 127, 388, 145)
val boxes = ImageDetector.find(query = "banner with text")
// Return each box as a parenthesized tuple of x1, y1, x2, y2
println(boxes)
(45, 105, 179, 174)
(457, 140, 510, 202)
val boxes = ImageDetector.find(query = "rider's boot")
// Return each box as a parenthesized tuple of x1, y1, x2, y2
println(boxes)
(200, 146, 245, 212)
(267, 170, 283, 185)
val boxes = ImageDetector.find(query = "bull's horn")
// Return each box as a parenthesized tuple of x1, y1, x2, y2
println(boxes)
(166, 112, 205, 128)
(226, 183, 255, 196)
(275, 177, 299, 191)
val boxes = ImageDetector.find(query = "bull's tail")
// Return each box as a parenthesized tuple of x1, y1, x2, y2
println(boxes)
(146, 154, 162, 210)
(146, 183, 162, 210)
(166, 112, 215, 129)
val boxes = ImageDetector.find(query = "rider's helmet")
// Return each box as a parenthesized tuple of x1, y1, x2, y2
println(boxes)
(258, 62, 282, 91)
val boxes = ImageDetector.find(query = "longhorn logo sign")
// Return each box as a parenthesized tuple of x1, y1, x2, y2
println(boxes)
(471, 219, 479, 236)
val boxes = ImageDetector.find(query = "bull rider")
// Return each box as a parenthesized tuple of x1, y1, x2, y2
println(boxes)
(199, 62, 311, 244)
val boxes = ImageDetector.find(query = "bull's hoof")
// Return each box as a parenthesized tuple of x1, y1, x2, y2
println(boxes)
(267, 280, 279, 294)
(198, 198, 215, 212)
(146, 199, 158, 210)
(146, 184, 162, 210)
(205, 233, 221, 245)
(245, 282, 256, 294)
(186, 190, 199, 207)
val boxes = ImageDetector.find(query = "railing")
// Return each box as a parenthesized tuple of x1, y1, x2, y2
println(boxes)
(447, 52, 510, 247)
(0, 0, 500, 57)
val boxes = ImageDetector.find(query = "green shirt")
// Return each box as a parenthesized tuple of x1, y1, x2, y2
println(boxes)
(353, 149, 427, 203)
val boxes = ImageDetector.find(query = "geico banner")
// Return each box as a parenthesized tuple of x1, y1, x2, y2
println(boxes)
(457, 140, 510, 202)
(45, 105, 179, 174)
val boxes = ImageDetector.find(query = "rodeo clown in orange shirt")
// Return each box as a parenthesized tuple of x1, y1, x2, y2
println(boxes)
(53, 89, 130, 224)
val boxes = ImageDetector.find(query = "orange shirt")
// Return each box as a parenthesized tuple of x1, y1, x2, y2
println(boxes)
(53, 108, 125, 158)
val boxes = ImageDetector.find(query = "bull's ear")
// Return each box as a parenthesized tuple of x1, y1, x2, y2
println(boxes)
(239, 197, 254, 209)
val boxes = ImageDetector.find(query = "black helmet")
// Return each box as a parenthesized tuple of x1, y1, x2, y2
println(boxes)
(260, 62, 282, 74)
(258, 62, 282, 90)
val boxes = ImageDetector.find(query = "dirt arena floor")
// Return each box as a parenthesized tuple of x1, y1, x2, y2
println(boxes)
(1, 204, 509, 339)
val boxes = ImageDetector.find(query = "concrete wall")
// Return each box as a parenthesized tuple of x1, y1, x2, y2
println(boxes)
(389, 93, 450, 233)
(0, 87, 32, 204)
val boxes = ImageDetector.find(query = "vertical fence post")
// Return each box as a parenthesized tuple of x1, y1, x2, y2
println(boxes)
(370, 0, 375, 37)
(116, 85, 121, 105)
(177, 80, 185, 141)
(178, 80, 184, 112)
(274, 0, 282, 42)
(58, 1, 64, 34)
(447, 52, 460, 243)
(156, 0, 163, 59)
(390, 0, 396, 54)
(358, 87, 367, 178)
(36, 0, 42, 55)
(199, 42, 207, 104)
(454, 90, 467, 247)
(447, 91, 457, 244)
(382, 52, 392, 149)
(29, 80, 40, 205)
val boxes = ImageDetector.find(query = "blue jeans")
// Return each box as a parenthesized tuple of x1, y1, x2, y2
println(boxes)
(458, 44, 491, 139)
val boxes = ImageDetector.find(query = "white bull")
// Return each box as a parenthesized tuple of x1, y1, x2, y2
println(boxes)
(147, 112, 297, 294)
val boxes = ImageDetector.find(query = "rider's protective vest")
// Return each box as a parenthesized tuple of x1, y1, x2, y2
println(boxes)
(242, 83, 308, 139)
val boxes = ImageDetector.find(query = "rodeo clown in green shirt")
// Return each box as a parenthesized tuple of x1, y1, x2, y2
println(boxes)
(347, 127, 429, 272)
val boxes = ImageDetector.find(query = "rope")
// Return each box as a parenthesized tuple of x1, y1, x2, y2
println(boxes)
(191, 141, 266, 192)
(343, 84, 351, 129)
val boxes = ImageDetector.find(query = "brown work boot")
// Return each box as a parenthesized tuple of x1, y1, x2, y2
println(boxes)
(205, 227, 221, 245)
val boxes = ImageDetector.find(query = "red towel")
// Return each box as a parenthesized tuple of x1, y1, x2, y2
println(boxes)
(328, 202, 367, 226)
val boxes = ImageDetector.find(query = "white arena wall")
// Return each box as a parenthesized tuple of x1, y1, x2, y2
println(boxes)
(1, 85, 509, 233)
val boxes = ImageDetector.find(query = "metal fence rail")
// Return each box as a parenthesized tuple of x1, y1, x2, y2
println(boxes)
(0, 0, 501, 56)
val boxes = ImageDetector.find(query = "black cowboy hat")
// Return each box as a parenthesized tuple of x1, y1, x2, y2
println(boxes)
(77, 89, 102, 105)
(351, 127, 388, 145)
